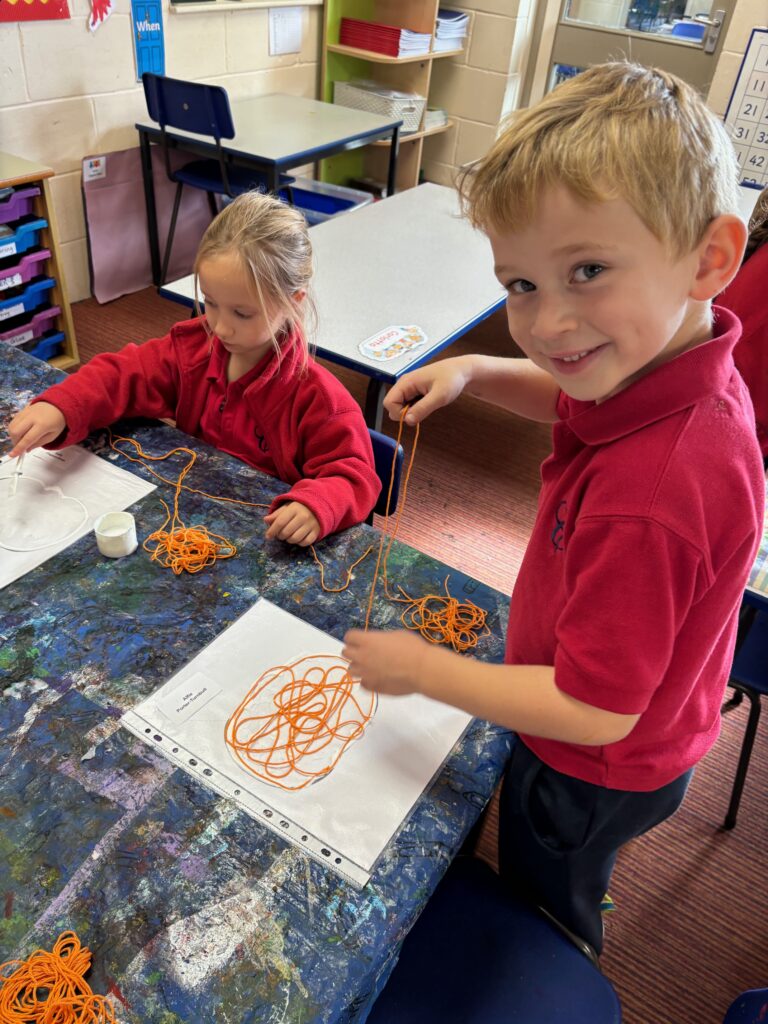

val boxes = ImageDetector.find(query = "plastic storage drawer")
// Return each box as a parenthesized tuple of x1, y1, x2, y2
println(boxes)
(279, 177, 373, 225)
(0, 278, 56, 324)
(0, 187, 41, 226)
(0, 249, 50, 292)
(0, 304, 60, 347)
(0, 218, 48, 259)
(22, 331, 65, 361)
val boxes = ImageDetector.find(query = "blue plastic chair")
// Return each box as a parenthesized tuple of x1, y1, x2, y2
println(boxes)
(367, 428, 404, 525)
(365, 856, 622, 1024)
(721, 606, 768, 829)
(671, 20, 706, 40)
(141, 73, 294, 284)
(723, 988, 768, 1023)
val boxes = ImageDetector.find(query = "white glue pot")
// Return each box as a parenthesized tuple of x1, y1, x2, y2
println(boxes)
(93, 511, 138, 558)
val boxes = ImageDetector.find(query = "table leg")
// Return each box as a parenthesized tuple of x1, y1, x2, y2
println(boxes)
(386, 126, 400, 198)
(364, 379, 386, 431)
(139, 131, 161, 288)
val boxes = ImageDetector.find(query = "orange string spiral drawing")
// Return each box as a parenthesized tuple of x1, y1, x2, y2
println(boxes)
(0, 930, 115, 1023)
(225, 655, 376, 790)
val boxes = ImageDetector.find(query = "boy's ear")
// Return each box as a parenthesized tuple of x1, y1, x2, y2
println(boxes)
(689, 214, 748, 301)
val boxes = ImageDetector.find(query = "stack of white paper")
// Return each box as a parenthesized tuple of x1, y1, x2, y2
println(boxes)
(399, 27, 432, 56)
(433, 8, 469, 52)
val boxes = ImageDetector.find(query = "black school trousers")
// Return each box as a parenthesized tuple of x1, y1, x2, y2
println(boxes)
(498, 739, 693, 955)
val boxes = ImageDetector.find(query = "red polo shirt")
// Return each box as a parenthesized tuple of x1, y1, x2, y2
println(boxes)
(506, 306, 764, 790)
(720, 245, 768, 457)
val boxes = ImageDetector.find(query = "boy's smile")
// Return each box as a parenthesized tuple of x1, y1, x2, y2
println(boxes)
(489, 187, 712, 403)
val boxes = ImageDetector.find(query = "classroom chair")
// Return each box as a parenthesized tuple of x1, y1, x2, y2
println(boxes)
(367, 428, 404, 526)
(141, 73, 294, 285)
(364, 856, 622, 1024)
(723, 988, 768, 1023)
(720, 604, 768, 830)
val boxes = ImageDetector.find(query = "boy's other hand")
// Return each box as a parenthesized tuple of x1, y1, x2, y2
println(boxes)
(384, 359, 471, 425)
(7, 402, 66, 457)
(264, 501, 321, 547)
(342, 628, 429, 696)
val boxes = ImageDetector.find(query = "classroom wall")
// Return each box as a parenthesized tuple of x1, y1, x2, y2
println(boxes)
(0, 3, 321, 302)
(421, 1, 530, 188)
(421, 0, 767, 190)
(707, 0, 767, 116)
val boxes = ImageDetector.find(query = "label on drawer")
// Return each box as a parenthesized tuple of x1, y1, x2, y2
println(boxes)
(0, 302, 24, 322)
(0, 272, 23, 291)
(0, 242, 18, 259)
(4, 328, 34, 347)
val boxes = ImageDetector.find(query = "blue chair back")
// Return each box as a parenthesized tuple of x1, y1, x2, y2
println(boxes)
(368, 428, 404, 522)
(723, 988, 768, 1023)
(142, 73, 235, 141)
(671, 20, 706, 40)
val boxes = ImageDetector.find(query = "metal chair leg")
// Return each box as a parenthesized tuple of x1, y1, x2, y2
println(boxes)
(723, 683, 762, 830)
(161, 181, 184, 286)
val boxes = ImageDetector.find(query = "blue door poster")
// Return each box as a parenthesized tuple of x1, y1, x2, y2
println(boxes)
(131, 0, 164, 81)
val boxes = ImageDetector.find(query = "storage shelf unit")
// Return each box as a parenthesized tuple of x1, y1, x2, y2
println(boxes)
(0, 152, 79, 371)
(320, 1, 470, 194)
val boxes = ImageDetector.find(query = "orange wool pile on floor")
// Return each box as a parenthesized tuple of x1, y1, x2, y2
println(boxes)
(0, 931, 114, 1023)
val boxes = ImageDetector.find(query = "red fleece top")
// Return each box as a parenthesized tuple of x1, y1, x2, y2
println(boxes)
(34, 318, 380, 539)
(506, 307, 764, 791)
(719, 244, 768, 456)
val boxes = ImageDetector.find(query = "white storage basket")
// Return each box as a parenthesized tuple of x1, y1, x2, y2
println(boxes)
(333, 80, 426, 133)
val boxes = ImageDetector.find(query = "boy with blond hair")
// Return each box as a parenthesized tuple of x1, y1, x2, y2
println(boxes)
(343, 62, 764, 953)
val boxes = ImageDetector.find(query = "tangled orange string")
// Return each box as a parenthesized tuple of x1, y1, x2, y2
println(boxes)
(225, 655, 375, 790)
(0, 931, 114, 1023)
(111, 435, 254, 575)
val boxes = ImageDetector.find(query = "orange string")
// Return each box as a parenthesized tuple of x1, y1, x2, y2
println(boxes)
(0, 930, 114, 1023)
(225, 655, 375, 790)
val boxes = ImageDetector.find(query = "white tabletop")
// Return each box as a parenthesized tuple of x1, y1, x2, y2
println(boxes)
(136, 93, 401, 166)
(737, 182, 764, 223)
(163, 183, 505, 380)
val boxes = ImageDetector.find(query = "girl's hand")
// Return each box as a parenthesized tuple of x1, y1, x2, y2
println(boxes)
(384, 358, 472, 425)
(264, 501, 321, 546)
(7, 402, 66, 457)
(342, 629, 430, 697)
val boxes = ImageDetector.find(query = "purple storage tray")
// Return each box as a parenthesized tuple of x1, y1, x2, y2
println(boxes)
(0, 249, 50, 292)
(0, 304, 61, 347)
(0, 187, 41, 226)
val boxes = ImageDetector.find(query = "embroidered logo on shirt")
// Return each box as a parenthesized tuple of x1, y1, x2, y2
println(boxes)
(551, 500, 566, 552)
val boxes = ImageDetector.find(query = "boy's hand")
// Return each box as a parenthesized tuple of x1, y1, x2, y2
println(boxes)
(7, 402, 66, 457)
(342, 629, 430, 696)
(264, 501, 321, 547)
(384, 358, 471, 425)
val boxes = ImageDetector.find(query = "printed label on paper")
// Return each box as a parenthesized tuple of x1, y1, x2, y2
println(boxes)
(358, 325, 428, 362)
(0, 303, 24, 322)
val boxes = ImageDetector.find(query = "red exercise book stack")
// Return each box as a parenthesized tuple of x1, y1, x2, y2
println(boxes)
(339, 17, 431, 57)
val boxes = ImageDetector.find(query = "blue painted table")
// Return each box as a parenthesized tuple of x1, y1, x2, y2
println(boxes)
(0, 346, 512, 1023)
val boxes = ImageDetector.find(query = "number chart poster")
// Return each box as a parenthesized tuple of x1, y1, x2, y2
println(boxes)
(725, 27, 768, 188)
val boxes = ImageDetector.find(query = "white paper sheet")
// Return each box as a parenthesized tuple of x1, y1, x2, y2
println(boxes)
(268, 6, 302, 56)
(0, 447, 156, 589)
(121, 599, 472, 888)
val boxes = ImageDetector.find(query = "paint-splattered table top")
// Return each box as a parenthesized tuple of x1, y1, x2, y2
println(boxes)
(0, 346, 512, 1023)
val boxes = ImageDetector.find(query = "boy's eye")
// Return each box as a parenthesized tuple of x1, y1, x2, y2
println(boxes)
(573, 263, 605, 283)
(235, 311, 253, 320)
(508, 279, 536, 294)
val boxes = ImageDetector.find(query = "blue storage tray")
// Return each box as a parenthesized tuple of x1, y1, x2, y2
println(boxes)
(0, 218, 48, 259)
(22, 331, 65, 361)
(278, 177, 372, 225)
(0, 277, 55, 322)
(0, 186, 41, 226)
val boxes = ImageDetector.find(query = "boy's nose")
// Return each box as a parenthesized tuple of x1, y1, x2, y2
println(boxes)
(529, 299, 577, 341)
